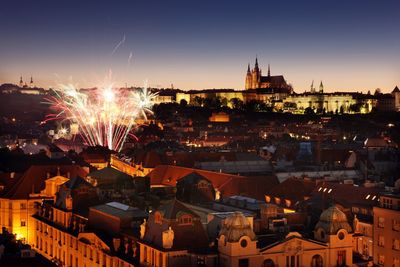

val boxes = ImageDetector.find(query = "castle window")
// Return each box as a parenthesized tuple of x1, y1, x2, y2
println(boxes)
(240, 239, 247, 248)
(178, 214, 193, 225)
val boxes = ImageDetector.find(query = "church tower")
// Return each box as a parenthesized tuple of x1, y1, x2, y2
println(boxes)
(251, 57, 260, 89)
(245, 64, 252, 89)
(319, 81, 324, 93)
(30, 76, 34, 88)
(19, 76, 23, 87)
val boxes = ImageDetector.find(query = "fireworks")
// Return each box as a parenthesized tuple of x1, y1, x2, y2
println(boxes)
(44, 83, 156, 151)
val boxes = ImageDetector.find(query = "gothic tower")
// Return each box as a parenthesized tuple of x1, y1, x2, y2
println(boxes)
(319, 81, 324, 93)
(245, 64, 252, 89)
(251, 57, 260, 89)
(30, 76, 34, 88)
(19, 76, 23, 87)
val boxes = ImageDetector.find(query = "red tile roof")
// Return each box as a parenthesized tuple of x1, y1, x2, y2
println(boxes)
(1, 165, 88, 199)
(147, 165, 274, 200)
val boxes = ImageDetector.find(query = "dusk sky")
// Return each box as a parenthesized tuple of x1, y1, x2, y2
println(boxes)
(0, 0, 399, 92)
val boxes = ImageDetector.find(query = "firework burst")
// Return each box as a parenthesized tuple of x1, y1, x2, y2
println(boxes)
(44, 83, 157, 151)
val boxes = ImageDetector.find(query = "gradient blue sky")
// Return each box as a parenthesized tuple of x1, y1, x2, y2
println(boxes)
(0, 0, 399, 92)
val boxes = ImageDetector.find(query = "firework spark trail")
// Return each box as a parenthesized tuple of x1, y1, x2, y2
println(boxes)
(128, 51, 133, 66)
(45, 82, 157, 151)
(111, 34, 126, 55)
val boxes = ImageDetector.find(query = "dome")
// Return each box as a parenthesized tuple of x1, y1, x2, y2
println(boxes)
(219, 211, 256, 242)
(315, 205, 352, 235)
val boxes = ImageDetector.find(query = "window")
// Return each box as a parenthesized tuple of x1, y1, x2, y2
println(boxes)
(393, 239, 400, 251)
(238, 258, 249, 267)
(240, 239, 247, 248)
(338, 231, 345, 240)
(311, 255, 323, 267)
(383, 198, 393, 209)
(378, 217, 385, 228)
(337, 250, 346, 266)
(378, 254, 384, 266)
(178, 214, 193, 225)
(20, 203, 26, 209)
(378, 235, 385, 247)
(21, 220, 26, 227)
(263, 259, 275, 267)
(154, 212, 163, 224)
(394, 257, 400, 267)
(393, 220, 400, 231)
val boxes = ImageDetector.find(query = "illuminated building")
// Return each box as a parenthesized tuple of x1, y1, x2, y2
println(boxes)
(0, 165, 87, 244)
(373, 193, 400, 266)
(218, 206, 353, 267)
(245, 57, 292, 91)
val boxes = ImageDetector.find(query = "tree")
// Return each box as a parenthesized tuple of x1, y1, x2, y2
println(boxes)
(229, 98, 244, 110)
(193, 96, 205, 107)
(179, 99, 188, 107)
(304, 107, 315, 115)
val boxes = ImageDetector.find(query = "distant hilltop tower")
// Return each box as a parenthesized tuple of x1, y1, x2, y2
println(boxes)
(310, 80, 316, 93)
(30, 76, 34, 88)
(319, 81, 324, 93)
(19, 76, 24, 87)
(245, 57, 290, 91)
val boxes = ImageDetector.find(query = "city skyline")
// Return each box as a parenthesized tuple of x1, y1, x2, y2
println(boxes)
(0, 0, 399, 92)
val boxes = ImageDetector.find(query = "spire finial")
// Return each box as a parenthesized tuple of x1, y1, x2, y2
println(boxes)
(319, 81, 324, 93)
(247, 63, 250, 73)
(268, 64, 271, 76)
(255, 56, 258, 69)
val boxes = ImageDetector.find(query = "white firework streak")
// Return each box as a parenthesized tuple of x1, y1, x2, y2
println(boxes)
(111, 34, 126, 55)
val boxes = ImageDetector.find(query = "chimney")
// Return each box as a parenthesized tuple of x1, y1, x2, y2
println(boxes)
(10, 172, 15, 179)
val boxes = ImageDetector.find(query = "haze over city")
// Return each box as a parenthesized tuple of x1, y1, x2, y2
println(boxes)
(0, 0, 399, 92)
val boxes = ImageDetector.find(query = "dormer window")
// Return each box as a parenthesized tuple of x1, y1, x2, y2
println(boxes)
(154, 212, 163, 224)
(178, 214, 193, 225)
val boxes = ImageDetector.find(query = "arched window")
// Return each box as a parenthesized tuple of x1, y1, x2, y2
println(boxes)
(262, 259, 275, 267)
(311, 254, 323, 267)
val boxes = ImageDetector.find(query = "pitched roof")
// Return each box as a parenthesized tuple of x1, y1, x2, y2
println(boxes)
(147, 165, 276, 200)
(312, 181, 383, 208)
(392, 86, 400, 93)
(265, 178, 316, 206)
(1, 165, 88, 199)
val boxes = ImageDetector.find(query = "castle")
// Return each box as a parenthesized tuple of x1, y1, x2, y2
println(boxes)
(245, 57, 291, 91)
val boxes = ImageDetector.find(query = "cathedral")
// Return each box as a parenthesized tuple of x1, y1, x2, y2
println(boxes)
(245, 57, 291, 90)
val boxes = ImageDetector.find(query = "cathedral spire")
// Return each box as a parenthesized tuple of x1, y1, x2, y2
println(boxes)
(319, 81, 324, 93)
(268, 64, 271, 77)
(255, 56, 259, 69)
(310, 80, 315, 93)
(247, 63, 250, 73)
(19, 76, 23, 87)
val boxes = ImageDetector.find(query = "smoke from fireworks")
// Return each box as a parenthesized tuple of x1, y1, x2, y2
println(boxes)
(44, 83, 157, 151)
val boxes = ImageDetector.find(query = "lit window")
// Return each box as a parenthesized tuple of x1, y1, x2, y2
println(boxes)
(372, 196, 376, 200)
(154, 212, 163, 224)
(378, 217, 385, 228)
(318, 187, 322, 192)
(323, 188, 327, 192)
(378, 235, 385, 247)
(178, 214, 193, 225)
(328, 189, 332, 193)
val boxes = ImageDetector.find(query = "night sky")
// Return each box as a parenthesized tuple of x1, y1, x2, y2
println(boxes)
(0, 0, 399, 92)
